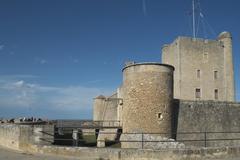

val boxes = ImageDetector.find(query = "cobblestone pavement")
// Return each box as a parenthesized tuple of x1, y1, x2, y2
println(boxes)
(0, 146, 87, 160)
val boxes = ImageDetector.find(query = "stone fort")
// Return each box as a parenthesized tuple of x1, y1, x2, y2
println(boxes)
(162, 31, 235, 101)
(0, 32, 240, 160)
(93, 31, 240, 148)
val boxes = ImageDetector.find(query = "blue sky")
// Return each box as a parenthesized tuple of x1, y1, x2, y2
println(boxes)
(0, 0, 239, 119)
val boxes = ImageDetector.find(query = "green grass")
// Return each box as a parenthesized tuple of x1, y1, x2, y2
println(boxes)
(81, 134, 97, 146)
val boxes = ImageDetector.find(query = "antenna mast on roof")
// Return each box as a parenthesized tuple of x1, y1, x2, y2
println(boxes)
(192, 0, 196, 38)
(188, 0, 216, 38)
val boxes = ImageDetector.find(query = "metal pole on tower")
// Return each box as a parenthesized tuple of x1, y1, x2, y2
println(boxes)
(192, 0, 196, 38)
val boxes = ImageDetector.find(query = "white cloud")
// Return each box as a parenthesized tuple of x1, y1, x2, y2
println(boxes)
(73, 59, 79, 63)
(0, 80, 113, 112)
(69, 56, 80, 63)
(34, 57, 48, 64)
(49, 86, 111, 110)
(0, 74, 38, 79)
(85, 79, 103, 85)
(0, 80, 36, 107)
(40, 59, 47, 64)
(13, 80, 25, 87)
(0, 45, 4, 51)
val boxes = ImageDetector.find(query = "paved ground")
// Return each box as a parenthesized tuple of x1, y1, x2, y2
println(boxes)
(0, 147, 87, 160)
(205, 159, 239, 160)
(1, 146, 240, 160)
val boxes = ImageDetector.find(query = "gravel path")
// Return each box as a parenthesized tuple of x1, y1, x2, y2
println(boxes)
(0, 146, 88, 160)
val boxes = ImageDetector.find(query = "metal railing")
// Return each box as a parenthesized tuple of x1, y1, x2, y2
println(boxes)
(55, 120, 121, 128)
(39, 129, 240, 149)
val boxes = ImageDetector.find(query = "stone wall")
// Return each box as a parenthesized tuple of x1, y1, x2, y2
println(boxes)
(122, 63, 174, 134)
(32, 125, 55, 146)
(176, 100, 240, 147)
(218, 32, 235, 101)
(28, 144, 240, 160)
(120, 133, 184, 149)
(0, 124, 21, 150)
(93, 95, 119, 123)
(0, 124, 54, 150)
(162, 32, 235, 101)
(117, 86, 123, 126)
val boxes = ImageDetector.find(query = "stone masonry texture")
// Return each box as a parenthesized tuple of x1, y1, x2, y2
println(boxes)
(122, 63, 174, 135)
(176, 100, 240, 147)
(162, 31, 235, 101)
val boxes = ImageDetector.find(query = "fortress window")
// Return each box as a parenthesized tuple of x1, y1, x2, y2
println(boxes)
(195, 88, 201, 99)
(214, 89, 218, 100)
(197, 70, 201, 78)
(157, 113, 163, 120)
(214, 71, 218, 79)
(203, 52, 208, 62)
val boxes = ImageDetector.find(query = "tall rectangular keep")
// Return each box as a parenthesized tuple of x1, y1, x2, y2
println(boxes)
(162, 32, 235, 101)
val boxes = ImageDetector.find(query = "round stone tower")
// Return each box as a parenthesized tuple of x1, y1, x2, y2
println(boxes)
(121, 62, 174, 136)
(93, 95, 106, 121)
(218, 31, 235, 101)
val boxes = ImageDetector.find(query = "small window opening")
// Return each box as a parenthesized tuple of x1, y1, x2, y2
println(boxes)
(214, 89, 218, 100)
(157, 113, 163, 120)
(188, 105, 193, 109)
(214, 71, 218, 80)
(197, 70, 201, 78)
(203, 52, 208, 62)
(195, 88, 201, 99)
